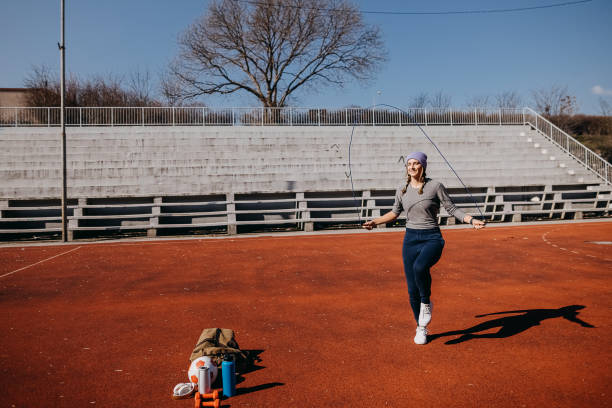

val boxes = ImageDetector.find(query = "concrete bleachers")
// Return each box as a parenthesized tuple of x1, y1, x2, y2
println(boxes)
(0, 124, 609, 240)
(0, 125, 603, 196)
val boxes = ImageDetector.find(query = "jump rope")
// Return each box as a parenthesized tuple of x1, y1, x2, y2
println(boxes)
(347, 103, 485, 224)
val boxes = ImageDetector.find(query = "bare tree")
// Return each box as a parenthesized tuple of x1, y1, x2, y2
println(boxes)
(465, 94, 491, 109)
(160, 74, 185, 106)
(78, 74, 127, 106)
(23, 65, 55, 106)
(24, 65, 79, 106)
(531, 84, 574, 115)
(23, 65, 161, 107)
(495, 90, 522, 109)
(599, 97, 611, 116)
(559, 94, 578, 116)
(128, 69, 157, 106)
(429, 90, 451, 110)
(164, 0, 386, 107)
(410, 92, 429, 109)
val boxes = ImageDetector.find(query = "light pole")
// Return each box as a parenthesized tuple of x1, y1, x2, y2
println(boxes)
(59, 0, 68, 242)
(372, 90, 381, 126)
(372, 89, 382, 108)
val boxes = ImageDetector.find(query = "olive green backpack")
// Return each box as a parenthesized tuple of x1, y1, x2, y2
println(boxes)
(189, 328, 250, 373)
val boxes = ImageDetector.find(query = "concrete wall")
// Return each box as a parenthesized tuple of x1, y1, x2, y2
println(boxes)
(0, 125, 602, 200)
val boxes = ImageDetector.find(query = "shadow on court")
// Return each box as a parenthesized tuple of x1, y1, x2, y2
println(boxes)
(429, 305, 595, 345)
(235, 349, 285, 396)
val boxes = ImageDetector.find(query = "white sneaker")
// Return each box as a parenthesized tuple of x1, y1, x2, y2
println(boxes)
(418, 302, 433, 327)
(414, 326, 428, 345)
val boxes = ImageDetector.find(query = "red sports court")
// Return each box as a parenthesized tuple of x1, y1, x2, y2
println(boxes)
(1, 220, 610, 407)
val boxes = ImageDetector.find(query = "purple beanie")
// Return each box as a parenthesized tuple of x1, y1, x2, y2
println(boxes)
(405, 152, 427, 169)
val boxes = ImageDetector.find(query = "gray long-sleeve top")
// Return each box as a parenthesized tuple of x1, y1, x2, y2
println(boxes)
(391, 179, 467, 229)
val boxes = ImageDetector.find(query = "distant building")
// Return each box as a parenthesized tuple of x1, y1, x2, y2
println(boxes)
(0, 88, 30, 107)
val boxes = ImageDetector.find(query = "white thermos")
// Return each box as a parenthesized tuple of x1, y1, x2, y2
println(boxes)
(198, 365, 211, 394)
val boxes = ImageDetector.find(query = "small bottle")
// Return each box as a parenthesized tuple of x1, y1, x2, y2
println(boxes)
(221, 360, 236, 397)
(198, 365, 211, 394)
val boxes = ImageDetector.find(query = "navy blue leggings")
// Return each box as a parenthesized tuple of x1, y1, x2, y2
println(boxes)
(402, 228, 445, 323)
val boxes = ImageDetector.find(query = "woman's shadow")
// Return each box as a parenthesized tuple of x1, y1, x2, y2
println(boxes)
(428, 305, 595, 345)
(234, 350, 284, 395)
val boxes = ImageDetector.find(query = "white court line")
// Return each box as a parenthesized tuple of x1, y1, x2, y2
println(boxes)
(0, 246, 82, 279)
(540, 227, 612, 262)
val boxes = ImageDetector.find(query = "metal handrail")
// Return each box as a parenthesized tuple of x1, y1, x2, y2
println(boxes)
(523, 107, 610, 184)
(0, 106, 525, 127)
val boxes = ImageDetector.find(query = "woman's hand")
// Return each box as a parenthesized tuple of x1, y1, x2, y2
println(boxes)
(362, 220, 377, 230)
(364, 211, 397, 230)
(471, 218, 486, 229)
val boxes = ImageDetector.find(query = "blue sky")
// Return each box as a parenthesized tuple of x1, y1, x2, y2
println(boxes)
(1, 0, 611, 113)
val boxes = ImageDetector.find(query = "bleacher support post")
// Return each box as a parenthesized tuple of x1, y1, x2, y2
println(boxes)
(73, 198, 85, 217)
(544, 185, 554, 219)
(297, 193, 313, 232)
(554, 191, 565, 219)
(148, 197, 161, 237)
(503, 202, 514, 222)
(226, 193, 237, 235)
(600, 188, 612, 216)
(68, 198, 86, 241)
(362, 190, 372, 222)
(67, 217, 77, 241)
(485, 187, 495, 216)
(364, 190, 379, 228)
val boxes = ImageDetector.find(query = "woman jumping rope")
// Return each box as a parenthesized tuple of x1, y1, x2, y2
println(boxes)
(362, 152, 485, 345)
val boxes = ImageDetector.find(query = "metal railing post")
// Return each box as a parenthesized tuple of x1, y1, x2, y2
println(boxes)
(111, 107, 114, 127)
(14, 108, 17, 127)
(261, 107, 264, 126)
(474, 109, 477, 126)
(142, 107, 145, 126)
(172, 107, 176, 126)
(48, 108, 51, 127)
(79, 107, 82, 127)
(345, 108, 348, 126)
(289, 107, 292, 126)
(499, 109, 502, 126)
(424, 108, 428, 126)
(550, 122, 553, 141)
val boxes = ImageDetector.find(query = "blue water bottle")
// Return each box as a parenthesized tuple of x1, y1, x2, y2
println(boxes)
(222, 360, 236, 397)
